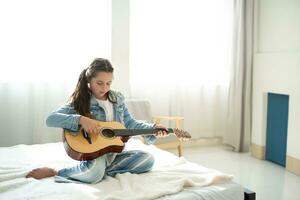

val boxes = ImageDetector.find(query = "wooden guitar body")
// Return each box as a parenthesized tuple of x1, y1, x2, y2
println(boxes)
(63, 121, 126, 161)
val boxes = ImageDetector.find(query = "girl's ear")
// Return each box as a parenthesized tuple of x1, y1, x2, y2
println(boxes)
(87, 83, 91, 89)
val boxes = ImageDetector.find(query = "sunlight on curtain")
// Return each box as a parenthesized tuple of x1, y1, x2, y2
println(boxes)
(0, 0, 111, 146)
(130, 0, 233, 138)
(130, 0, 232, 87)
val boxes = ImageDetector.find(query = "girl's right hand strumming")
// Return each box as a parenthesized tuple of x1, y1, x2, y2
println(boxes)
(79, 116, 101, 137)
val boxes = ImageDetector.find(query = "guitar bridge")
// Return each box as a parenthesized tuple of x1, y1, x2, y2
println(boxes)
(82, 130, 92, 144)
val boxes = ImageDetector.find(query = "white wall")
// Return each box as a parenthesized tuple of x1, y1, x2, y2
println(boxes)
(252, 0, 300, 159)
(111, 0, 131, 97)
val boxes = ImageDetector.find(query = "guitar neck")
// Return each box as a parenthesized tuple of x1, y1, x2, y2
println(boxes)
(113, 128, 174, 136)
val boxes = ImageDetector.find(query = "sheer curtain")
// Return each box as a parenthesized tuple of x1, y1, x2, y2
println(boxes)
(224, 0, 254, 152)
(0, 0, 111, 146)
(129, 0, 233, 139)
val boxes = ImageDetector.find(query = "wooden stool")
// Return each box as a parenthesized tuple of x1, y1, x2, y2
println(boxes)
(153, 116, 184, 157)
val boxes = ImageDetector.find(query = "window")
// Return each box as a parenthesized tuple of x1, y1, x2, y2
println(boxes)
(0, 0, 111, 82)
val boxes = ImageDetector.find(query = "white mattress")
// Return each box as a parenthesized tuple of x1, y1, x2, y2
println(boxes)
(0, 139, 243, 200)
(158, 181, 244, 200)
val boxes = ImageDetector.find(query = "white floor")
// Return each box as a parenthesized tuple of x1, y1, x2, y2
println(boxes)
(166, 145, 300, 200)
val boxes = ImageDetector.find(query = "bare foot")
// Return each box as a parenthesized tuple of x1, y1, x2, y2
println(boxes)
(26, 167, 57, 179)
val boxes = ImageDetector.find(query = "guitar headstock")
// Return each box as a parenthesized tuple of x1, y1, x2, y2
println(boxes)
(173, 129, 191, 141)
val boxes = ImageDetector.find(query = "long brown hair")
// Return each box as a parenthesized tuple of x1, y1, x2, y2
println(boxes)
(70, 58, 114, 117)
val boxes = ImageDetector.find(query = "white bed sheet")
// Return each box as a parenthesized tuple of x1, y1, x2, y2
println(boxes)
(0, 139, 243, 200)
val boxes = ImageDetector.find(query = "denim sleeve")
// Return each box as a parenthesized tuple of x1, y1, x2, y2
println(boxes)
(46, 104, 82, 133)
(122, 102, 157, 145)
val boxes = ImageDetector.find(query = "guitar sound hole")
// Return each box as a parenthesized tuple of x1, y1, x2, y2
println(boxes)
(101, 129, 115, 138)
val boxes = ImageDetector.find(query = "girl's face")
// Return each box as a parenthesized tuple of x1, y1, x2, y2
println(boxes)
(89, 72, 113, 100)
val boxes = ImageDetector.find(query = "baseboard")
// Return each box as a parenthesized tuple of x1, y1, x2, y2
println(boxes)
(155, 141, 180, 149)
(250, 143, 265, 160)
(286, 155, 300, 176)
(184, 137, 222, 148)
(155, 137, 222, 150)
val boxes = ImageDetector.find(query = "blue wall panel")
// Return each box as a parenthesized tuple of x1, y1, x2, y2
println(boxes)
(265, 93, 289, 166)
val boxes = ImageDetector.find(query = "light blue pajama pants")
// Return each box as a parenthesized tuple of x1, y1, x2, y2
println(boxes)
(54, 150, 154, 184)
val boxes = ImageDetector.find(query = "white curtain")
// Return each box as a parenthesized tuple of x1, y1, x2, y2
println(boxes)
(224, 0, 254, 152)
(0, 0, 111, 146)
(129, 0, 233, 139)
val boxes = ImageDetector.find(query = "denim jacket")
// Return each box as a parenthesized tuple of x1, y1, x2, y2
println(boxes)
(46, 90, 157, 144)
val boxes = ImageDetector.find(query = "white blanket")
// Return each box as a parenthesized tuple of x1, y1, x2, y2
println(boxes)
(0, 139, 233, 200)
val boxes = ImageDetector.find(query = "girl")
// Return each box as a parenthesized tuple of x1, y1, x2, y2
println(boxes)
(26, 58, 167, 184)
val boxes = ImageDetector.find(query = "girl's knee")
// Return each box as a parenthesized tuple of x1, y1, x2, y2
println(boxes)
(105, 151, 155, 177)
(135, 152, 155, 172)
(145, 153, 155, 170)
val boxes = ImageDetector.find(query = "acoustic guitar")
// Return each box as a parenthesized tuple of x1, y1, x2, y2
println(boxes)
(63, 121, 191, 161)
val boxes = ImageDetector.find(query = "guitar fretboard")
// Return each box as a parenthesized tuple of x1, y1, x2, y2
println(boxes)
(112, 128, 174, 136)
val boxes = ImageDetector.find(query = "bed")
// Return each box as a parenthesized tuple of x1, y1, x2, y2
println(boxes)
(0, 138, 254, 200)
